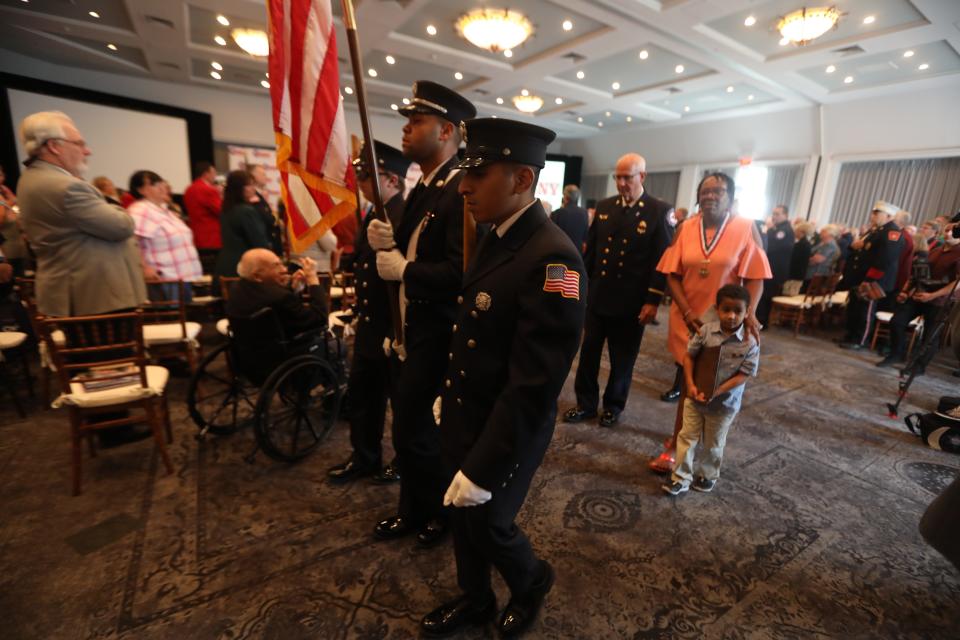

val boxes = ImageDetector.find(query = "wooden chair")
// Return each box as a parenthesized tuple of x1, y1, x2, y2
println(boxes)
(871, 311, 923, 357)
(15, 277, 54, 405)
(0, 330, 30, 418)
(42, 311, 173, 496)
(141, 280, 202, 373)
(215, 277, 241, 338)
(770, 274, 837, 336)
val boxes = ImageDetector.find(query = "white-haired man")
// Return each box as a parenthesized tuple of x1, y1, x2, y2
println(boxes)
(17, 111, 145, 316)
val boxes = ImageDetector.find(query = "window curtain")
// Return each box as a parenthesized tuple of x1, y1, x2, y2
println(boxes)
(765, 164, 805, 217)
(644, 171, 680, 205)
(831, 157, 960, 228)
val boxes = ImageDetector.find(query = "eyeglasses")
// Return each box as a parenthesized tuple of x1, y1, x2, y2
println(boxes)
(612, 172, 641, 182)
(698, 188, 728, 198)
(50, 137, 88, 149)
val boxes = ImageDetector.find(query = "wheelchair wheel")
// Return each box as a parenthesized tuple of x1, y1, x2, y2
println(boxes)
(254, 354, 342, 462)
(187, 342, 257, 436)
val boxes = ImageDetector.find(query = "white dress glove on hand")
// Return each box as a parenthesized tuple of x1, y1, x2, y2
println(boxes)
(368, 219, 396, 251)
(443, 470, 493, 507)
(376, 249, 408, 282)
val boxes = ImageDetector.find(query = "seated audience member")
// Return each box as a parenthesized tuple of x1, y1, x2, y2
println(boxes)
(184, 161, 223, 263)
(673, 207, 689, 228)
(331, 210, 359, 273)
(127, 170, 203, 299)
(876, 231, 960, 368)
(92, 175, 122, 206)
(789, 222, 814, 280)
(215, 170, 272, 278)
(837, 225, 854, 261)
(227, 248, 328, 337)
(806, 224, 840, 281)
(17, 110, 146, 316)
(0, 164, 27, 277)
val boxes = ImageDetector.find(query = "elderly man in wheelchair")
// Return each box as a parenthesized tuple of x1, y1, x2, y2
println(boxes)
(187, 248, 345, 463)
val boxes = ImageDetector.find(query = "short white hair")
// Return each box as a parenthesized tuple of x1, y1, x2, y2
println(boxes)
(20, 111, 72, 158)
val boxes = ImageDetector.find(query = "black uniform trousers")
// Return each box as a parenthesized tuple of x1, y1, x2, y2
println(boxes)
(392, 324, 451, 528)
(346, 348, 399, 470)
(573, 309, 645, 414)
(888, 299, 941, 361)
(451, 455, 542, 601)
(844, 292, 880, 347)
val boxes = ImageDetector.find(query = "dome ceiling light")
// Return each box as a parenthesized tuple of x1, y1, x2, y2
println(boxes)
(455, 8, 533, 53)
(231, 28, 270, 57)
(512, 94, 543, 113)
(777, 6, 841, 46)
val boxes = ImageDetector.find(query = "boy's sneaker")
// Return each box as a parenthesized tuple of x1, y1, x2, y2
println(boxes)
(661, 481, 689, 496)
(692, 477, 717, 493)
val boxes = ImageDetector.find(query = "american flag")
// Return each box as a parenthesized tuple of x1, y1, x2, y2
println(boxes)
(543, 264, 580, 300)
(268, 0, 356, 253)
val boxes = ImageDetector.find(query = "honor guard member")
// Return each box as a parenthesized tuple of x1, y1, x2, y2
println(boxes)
(328, 141, 410, 484)
(839, 200, 905, 350)
(563, 153, 673, 426)
(366, 81, 477, 548)
(420, 118, 586, 638)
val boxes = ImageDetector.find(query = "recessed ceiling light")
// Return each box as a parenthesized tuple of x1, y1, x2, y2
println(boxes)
(385, 55, 395, 65)
(744, 15, 757, 27)
(903, 50, 915, 58)
(391, 103, 398, 111)
(598, 122, 603, 127)
(918, 63, 929, 71)
(638, 49, 649, 60)
(265, 72, 269, 78)
(89, 11, 100, 19)
(843, 75, 854, 84)
(747, 94, 755, 101)
(210, 71, 222, 80)
(555, 97, 563, 105)
(675, 64, 684, 74)
(211, 61, 223, 71)
(106, 43, 118, 51)
(368, 68, 377, 77)
(576, 70, 585, 79)
(344, 86, 354, 95)
(217, 15, 230, 26)
(496, 97, 504, 104)
(562, 20, 573, 31)
(683, 106, 691, 112)
(611, 82, 620, 90)
(504, 49, 513, 58)
(726, 85, 734, 93)
(626, 116, 632, 122)
(403, 98, 410, 105)
(779, 37, 790, 46)
(825, 64, 836, 73)
(605, 111, 611, 117)
(863, 15, 875, 25)
(214, 35, 227, 46)
(521, 89, 529, 96)
(261, 80, 270, 89)
(491, 115, 497, 118)
(454, 71, 463, 80)
(426, 24, 437, 36)
(577, 116, 583, 122)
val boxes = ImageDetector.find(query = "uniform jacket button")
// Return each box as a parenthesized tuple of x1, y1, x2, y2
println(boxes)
(457, 295, 464, 304)
(601, 270, 607, 276)
(449, 352, 454, 360)
(363, 262, 369, 269)
(459, 370, 466, 378)
(364, 316, 371, 322)
(501, 482, 507, 488)
(467, 339, 477, 348)
(470, 310, 478, 318)
(453, 324, 458, 332)
(445, 379, 451, 388)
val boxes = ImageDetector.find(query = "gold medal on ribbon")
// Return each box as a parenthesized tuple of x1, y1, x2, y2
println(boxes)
(699, 259, 710, 278)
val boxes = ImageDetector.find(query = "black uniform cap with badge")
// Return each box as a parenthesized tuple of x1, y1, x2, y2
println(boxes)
(397, 80, 477, 125)
(352, 140, 412, 182)
(453, 117, 557, 170)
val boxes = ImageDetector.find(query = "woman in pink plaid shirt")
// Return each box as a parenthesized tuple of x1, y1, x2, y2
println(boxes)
(128, 170, 203, 300)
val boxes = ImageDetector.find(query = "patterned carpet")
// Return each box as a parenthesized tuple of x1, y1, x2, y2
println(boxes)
(1, 321, 959, 639)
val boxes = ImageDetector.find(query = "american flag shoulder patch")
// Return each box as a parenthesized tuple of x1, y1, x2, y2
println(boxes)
(543, 263, 580, 300)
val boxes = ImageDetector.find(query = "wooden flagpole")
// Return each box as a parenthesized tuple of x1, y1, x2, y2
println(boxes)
(340, 0, 403, 348)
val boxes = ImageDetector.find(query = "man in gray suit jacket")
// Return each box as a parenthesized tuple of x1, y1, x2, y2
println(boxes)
(17, 111, 146, 316)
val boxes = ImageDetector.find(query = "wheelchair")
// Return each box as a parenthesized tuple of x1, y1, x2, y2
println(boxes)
(186, 307, 347, 463)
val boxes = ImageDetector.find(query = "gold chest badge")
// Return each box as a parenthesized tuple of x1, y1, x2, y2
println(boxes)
(475, 292, 492, 311)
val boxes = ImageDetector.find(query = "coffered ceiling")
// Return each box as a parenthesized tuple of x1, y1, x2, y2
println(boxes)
(1, 0, 958, 140)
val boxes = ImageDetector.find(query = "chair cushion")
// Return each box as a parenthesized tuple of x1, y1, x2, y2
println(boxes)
(771, 295, 807, 308)
(330, 286, 355, 299)
(52, 365, 169, 409)
(0, 331, 27, 350)
(829, 291, 849, 306)
(216, 318, 230, 336)
(875, 311, 894, 323)
(143, 322, 202, 345)
(188, 295, 220, 305)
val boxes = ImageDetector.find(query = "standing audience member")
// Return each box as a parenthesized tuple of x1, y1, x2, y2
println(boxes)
(806, 224, 840, 281)
(91, 176, 122, 206)
(184, 161, 223, 266)
(215, 171, 272, 279)
(332, 208, 359, 272)
(564, 153, 672, 425)
(789, 222, 814, 281)
(893, 210, 915, 297)
(673, 207, 689, 228)
(549, 184, 589, 253)
(756, 204, 794, 326)
(247, 164, 284, 256)
(16, 111, 145, 316)
(127, 170, 203, 299)
(0, 165, 27, 277)
(919, 220, 942, 251)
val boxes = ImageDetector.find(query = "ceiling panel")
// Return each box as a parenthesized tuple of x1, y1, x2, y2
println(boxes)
(188, 4, 268, 58)
(569, 109, 649, 131)
(0, 0, 134, 30)
(553, 42, 714, 94)
(350, 50, 486, 92)
(190, 57, 269, 91)
(647, 83, 779, 116)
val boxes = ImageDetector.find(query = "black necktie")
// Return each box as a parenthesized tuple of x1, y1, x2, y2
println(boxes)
(474, 229, 500, 265)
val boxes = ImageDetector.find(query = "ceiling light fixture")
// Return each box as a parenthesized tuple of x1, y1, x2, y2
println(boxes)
(626, 116, 633, 122)
(825, 64, 836, 73)
(455, 8, 533, 53)
(903, 50, 915, 58)
(562, 20, 573, 31)
(918, 63, 929, 71)
(265, 72, 269, 78)
(344, 86, 354, 95)
(577, 116, 583, 122)
(214, 35, 227, 46)
(777, 7, 841, 46)
(611, 82, 620, 90)
(210, 71, 222, 80)
(496, 97, 504, 104)
(638, 49, 649, 60)
(368, 68, 377, 77)
(555, 97, 563, 105)
(211, 61, 223, 71)
(261, 80, 270, 89)
(675, 64, 684, 74)
(426, 24, 437, 36)
(391, 104, 399, 111)
(598, 122, 603, 127)
(231, 28, 269, 56)
(521, 89, 529, 96)
(385, 55, 395, 65)
(747, 94, 755, 101)
(683, 106, 691, 112)
(726, 85, 734, 93)
(504, 49, 513, 58)
(605, 111, 611, 117)
(217, 15, 230, 26)
(779, 37, 790, 46)
(843, 75, 853, 84)
(454, 71, 463, 80)
(89, 11, 100, 19)
(862, 15, 875, 25)
(403, 98, 410, 105)
(576, 70, 585, 79)
(106, 43, 117, 51)
(512, 94, 543, 113)
(744, 15, 757, 27)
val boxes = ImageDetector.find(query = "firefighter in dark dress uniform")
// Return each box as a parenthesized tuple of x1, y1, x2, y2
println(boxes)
(419, 118, 587, 638)
(367, 81, 477, 548)
(327, 141, 410, 484)
(563, 153, 673, 426)
(839, 200, 905, 349)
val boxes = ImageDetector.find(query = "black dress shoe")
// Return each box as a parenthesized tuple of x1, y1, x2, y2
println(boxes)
(660, 388, 681, 403)
(499, 561, 555, 638)
(838, 341, 864, 351)
(876, 356, 904, 368)
(373, 515, 414, 540)
(598, 409, 620, 428)
(371, 462, 401, 484)
(416, 519, 448, 548)
(562, 406, 597, 423)
(421, 593, 497, 637)
(327, 458, 375, 483)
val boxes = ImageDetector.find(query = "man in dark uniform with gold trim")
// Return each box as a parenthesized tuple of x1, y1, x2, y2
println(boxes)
(420, 118, 586, 638)
(366, 81, 477, 548)
(563, 153, 673, 426)
(328, 140, 410, 484)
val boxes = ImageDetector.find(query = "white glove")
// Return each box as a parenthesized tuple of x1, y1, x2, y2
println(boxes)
(443, 470, 492, 507)
(368, 219, 396, 251)
(376, 249, 408, 282)
(382, 336, 392, 358)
